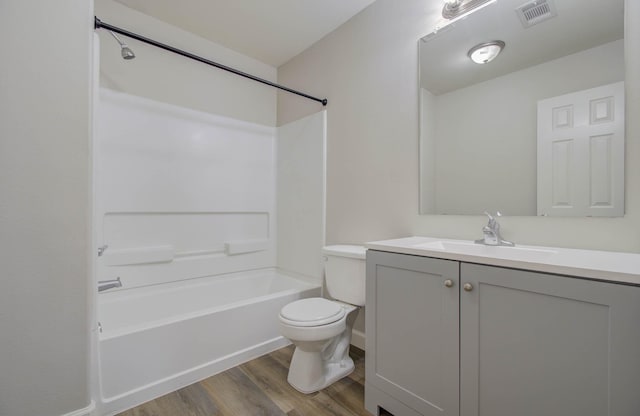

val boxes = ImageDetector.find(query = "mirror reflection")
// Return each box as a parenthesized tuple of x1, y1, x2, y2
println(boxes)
(419, 0, 625, 216)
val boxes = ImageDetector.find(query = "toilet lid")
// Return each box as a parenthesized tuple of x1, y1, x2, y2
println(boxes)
(280, 298, 345, 327)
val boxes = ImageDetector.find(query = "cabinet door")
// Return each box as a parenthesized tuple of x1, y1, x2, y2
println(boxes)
(366, 251, 459, 416)
(460, 263, 640, 416)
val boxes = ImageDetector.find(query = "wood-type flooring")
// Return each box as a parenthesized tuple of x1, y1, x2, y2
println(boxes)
(117, 345, 380, 416)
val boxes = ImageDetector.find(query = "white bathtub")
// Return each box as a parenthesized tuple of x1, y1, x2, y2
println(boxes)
(97, 268, 321, 415)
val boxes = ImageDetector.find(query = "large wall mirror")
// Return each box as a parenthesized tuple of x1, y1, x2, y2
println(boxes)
(419, 0, 625, 216)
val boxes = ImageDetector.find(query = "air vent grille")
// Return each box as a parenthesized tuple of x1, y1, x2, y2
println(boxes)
(516, 0, 557, 28)
(523, 2, 550, 20)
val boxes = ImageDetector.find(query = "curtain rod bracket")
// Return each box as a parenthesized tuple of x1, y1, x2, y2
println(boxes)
(93, 16, 328, 106)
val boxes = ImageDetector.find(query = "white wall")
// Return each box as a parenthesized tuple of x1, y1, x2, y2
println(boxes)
(278, 0, 640, 253)
(95, 0, 277, 126)
(429, 40, 624, 215)
(0, 1, 92, 416)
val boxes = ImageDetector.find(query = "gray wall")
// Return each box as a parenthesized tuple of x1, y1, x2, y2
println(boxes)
(0, 1, 92, 416)
(278, 0, 640, 253)
(95, 0, 277, 126)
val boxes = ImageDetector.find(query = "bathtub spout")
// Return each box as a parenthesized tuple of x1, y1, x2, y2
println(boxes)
(98, 277, 122, 292)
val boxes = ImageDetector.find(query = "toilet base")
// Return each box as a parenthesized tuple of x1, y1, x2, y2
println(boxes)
(288, 348, 355, 394)
(285, 306, 360, 394)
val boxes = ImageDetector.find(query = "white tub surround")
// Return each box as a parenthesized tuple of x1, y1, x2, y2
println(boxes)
(98, 269, 320, 415)
(95, 89, 278, 289)
(277, 111, 327, 281)
(366, 236, 640, 285)
(59, 402, 96, 416)
(94, 90, 327, 415)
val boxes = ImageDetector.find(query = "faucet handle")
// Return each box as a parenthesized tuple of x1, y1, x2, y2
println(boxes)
(484, 211, 505, 219)
(483, 211, 496, 225)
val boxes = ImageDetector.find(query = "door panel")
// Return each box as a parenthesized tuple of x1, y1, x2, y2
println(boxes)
(460, 263, 640, 416)
(537, 81, 624, 216)
(366, 251, 459, 416)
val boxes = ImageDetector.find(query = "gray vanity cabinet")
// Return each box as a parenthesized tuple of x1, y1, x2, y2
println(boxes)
(365, 250, 640, 416)
(365, 250, 460, 416)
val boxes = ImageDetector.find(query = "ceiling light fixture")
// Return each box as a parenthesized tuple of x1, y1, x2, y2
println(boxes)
(442, 0, 495, 20)
(467, 40, 505, 64)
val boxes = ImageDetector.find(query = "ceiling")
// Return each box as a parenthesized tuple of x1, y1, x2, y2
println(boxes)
(115, 0, 377, 67)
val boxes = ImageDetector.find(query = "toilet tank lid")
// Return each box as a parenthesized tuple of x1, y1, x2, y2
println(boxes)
(322, 245, 367, 259)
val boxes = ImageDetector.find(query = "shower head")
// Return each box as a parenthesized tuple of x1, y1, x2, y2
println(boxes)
(108, 31, 135, 60)
(120, 45, 135, 60)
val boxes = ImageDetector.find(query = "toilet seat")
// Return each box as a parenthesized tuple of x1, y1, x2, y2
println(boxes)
(279, 298, 345, 327)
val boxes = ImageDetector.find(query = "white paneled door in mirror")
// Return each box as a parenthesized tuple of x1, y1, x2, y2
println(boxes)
(537, 82, 624, 217)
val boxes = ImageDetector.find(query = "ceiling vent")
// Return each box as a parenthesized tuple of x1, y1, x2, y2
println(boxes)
(516, 0, 557, 28)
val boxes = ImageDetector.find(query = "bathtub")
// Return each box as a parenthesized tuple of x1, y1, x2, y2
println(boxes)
(97, 268, 321, 415)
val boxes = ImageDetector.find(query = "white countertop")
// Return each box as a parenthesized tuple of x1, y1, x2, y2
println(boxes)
(366, 236, 640, 286)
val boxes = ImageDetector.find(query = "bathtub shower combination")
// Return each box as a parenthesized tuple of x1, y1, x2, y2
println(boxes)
(98, 269, 319, 414)
(95, 89, 326, 415)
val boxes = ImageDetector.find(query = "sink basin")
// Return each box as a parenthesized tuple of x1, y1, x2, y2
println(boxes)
(413, 240, 558, 262)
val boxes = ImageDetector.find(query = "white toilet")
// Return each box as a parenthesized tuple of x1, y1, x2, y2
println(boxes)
(279, 245, 366, 393)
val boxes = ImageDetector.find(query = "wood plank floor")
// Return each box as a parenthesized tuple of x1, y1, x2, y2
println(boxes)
(117, 345, 374, 416)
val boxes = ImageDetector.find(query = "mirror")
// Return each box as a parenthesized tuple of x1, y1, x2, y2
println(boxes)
(419, 0, 625, 216)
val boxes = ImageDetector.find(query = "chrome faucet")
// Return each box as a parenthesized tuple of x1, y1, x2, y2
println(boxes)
(98, 277, 122, 292)
(475, 211, 515, 246)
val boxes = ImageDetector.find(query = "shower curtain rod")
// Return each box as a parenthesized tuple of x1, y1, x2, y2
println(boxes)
(94, 17, 328, 106)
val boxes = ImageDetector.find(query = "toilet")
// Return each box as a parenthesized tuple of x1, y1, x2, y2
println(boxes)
(279, 245, 366, 393)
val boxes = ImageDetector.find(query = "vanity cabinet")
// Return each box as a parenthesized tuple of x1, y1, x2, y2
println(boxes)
(365, 250, 640, 416)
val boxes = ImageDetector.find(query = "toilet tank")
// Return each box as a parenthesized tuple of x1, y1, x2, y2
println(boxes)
(323, 245, 367, 306)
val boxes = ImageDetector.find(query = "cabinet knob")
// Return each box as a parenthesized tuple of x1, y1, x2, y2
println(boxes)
(444, 279, 454, 288)
(463, 283, 474, 292)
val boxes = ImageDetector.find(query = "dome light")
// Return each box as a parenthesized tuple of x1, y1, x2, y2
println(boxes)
(467, 40, 505, 64)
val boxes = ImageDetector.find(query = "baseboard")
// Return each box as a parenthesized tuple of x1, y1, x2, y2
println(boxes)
(61, 401, 96, 416)
(351, 328, 366, 351)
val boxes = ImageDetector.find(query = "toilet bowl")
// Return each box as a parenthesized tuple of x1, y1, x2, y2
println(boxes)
(278, 245, 366, 393)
